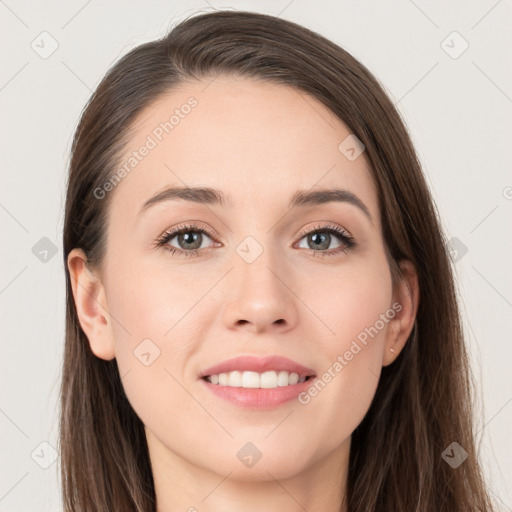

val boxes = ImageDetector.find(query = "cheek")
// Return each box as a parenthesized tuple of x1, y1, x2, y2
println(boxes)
(104, 262, 204, 448)
(292, 253, 392, 444)
(101, 253, 229, 376)
(105, 256, 208, 344)
(301, 248, 393, 357)
(103, 257, 205, 405)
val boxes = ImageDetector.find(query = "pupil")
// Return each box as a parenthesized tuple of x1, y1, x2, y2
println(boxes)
(180, 231, 201, 249)
(310, 232, 329, 250)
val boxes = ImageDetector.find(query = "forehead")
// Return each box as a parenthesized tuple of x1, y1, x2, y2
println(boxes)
(110, 76, 379, 224)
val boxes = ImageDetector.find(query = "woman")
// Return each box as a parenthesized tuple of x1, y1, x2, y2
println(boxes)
(60, 9, 494, 511)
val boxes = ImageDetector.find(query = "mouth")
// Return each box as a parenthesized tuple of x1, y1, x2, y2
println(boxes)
(198, 355, 316, 409)
(202, 370, 314, 389)
(202, 371, 315, 388)
(198, 354, 316, 384)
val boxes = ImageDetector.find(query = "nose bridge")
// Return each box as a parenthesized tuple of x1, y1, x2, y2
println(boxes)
(221, 232, 298, 332)
(234, 232, 288, 299)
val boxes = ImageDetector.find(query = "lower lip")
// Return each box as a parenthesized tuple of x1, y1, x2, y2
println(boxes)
(199, 377, 316, 409)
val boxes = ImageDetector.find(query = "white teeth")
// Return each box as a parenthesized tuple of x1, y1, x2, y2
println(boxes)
(277, 371, 289, 386)
(205, 370, 307, 388)
(260, 371, 277, 388)
(229, 370, 242, 387)
(242, 371, 259, 388)
(289, 372, 299, 385)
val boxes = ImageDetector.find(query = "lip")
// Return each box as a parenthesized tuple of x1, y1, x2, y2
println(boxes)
(200, 376, 316, 409)
(198, 355, 316, 379)
(198, 355, 317, 410)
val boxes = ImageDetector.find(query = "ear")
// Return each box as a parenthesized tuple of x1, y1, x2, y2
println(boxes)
(382, 259, 420, 366)
(67, 248, 115, 360)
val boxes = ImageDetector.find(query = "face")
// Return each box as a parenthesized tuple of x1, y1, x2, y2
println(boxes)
(77, 76, 413, 482)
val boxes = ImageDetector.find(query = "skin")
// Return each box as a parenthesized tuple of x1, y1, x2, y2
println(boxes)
(68, 76, 419, 512)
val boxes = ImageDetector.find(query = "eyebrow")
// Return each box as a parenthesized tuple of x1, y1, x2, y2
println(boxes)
(140, 186, 372, 222)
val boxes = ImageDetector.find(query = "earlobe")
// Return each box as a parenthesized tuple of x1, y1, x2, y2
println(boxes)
(383, 259, 420, 366)
(67, 248, 116, 361)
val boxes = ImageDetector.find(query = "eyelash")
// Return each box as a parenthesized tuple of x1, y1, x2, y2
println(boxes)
(154, 221, 357, 259)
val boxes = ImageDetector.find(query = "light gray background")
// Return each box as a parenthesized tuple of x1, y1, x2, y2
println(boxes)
(1, 1, 511, 510)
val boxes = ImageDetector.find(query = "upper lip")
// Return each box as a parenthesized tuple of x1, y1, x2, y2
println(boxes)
(199, 355, 316, 379)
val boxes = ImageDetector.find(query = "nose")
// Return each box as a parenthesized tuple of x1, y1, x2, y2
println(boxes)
(221, 249, 299, 334)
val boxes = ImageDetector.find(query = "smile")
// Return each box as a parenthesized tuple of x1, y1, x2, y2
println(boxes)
(203, 370, 312, 388)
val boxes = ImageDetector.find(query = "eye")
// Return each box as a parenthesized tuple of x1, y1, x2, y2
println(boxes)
(294, 222, 356, 257)
(155, 222, 219, 258)
(155, 221, 356, 258)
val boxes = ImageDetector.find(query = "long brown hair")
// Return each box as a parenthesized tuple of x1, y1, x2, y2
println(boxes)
(60, 10, 494, 511)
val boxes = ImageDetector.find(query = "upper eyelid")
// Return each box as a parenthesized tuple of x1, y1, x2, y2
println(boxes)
(296, 222, 352, 239)
(159, 222, 216, 239)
